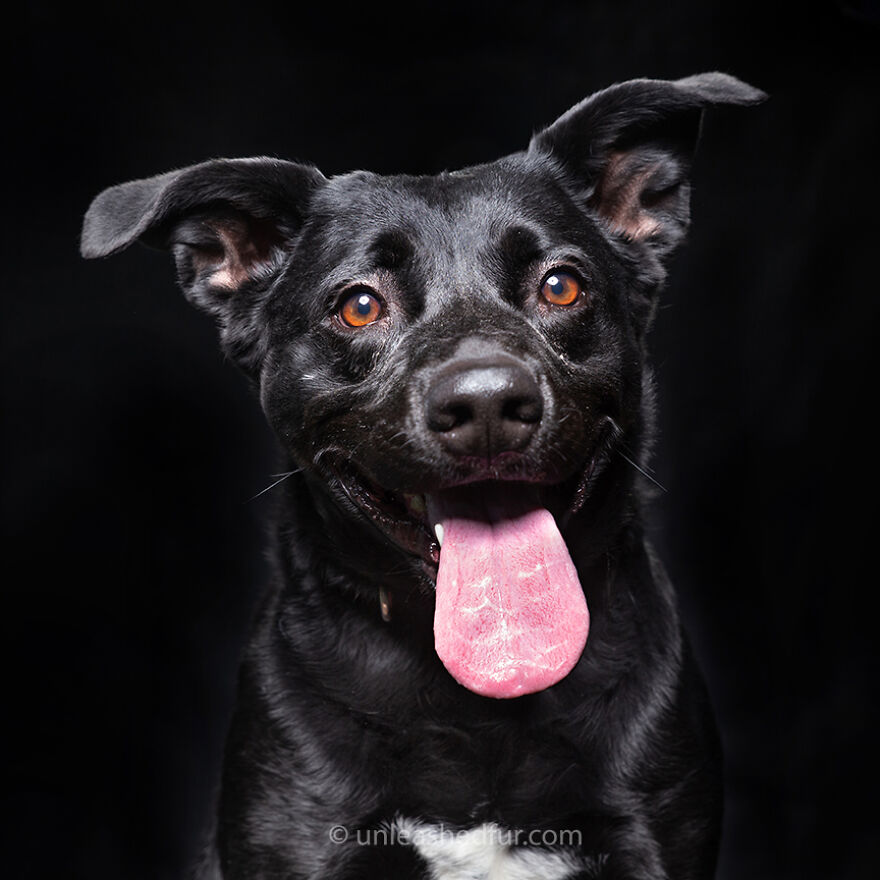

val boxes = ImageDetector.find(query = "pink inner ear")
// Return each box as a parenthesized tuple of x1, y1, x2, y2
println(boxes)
(196, 216, 282, 290)
(593, 150, 665, 241)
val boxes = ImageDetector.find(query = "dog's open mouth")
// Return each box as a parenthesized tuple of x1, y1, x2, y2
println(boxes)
(320, 453, 604, 699)
(322, 451, 603, 568)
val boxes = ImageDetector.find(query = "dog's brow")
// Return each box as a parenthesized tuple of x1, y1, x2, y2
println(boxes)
(495, 225, 543, 268)
(368, 229, 414, 270)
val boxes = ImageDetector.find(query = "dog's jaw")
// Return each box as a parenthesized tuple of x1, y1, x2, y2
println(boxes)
(313, 438, 622, 698)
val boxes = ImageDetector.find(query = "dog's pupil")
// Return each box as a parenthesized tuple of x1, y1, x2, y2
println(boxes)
(356, 295, 373, 315)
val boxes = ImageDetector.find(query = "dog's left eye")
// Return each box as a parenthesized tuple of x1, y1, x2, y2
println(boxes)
(540, 271, 583, 306)
(339, 290, 384, 327)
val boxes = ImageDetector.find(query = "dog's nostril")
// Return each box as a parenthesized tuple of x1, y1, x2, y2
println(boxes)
(429, 403, 473, 433)
(502, 394, 542, 425)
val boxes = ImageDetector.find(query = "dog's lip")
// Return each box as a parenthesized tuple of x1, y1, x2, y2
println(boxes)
(316, 440, 613, 570)
(318, 452, 440, 566)
(316, 451, 560, 569)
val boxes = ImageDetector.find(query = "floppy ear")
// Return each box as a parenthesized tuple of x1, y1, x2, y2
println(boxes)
(530, 72, 765, 260)
(81, 158, 326, 374)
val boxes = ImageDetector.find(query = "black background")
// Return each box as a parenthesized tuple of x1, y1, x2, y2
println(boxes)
(5, 1, 879, 877)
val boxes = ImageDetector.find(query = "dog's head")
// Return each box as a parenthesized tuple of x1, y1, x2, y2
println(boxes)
(82, 73, 763, 698)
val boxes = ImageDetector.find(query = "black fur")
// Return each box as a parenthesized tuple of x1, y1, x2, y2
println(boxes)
(82, 73, 764, 879)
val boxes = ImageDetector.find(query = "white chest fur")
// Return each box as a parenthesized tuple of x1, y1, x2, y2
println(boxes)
(392, 818, 584, 880)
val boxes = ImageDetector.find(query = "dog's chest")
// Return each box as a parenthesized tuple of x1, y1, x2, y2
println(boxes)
(394, 818, 584, 880)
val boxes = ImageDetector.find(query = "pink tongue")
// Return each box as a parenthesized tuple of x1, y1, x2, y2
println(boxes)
(428, 485, 589, 699)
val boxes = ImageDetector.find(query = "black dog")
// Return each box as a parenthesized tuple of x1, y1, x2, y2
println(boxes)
(82, 73, 763, 879)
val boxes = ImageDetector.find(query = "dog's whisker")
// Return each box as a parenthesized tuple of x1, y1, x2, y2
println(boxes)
(386, 430, 419, 450)
(247, 470, 300, 502)
(608, 424, 660, 479)
(617, 450, 666, 493)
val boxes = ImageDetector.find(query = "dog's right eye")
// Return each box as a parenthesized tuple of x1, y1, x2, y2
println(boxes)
(338, 289, 384, 328)
(540, 271, 583, 307)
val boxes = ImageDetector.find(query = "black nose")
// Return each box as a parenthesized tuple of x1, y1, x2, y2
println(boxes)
(425, 357, 543, 460)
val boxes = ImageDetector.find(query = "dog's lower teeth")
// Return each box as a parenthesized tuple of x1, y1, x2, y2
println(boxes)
(434, 523, 444, 546)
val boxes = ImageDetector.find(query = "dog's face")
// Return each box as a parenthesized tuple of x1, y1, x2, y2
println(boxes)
(261, 160, 636, 548)
(82, 73, 763, 699)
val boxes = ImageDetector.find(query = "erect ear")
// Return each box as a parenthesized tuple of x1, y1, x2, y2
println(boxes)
(81, 158, 326, 373)
(530, 72, 766, 259)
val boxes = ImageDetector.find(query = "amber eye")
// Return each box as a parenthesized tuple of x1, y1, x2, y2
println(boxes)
(339, 289, 384, 327)
(540, 271, 583, 306)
